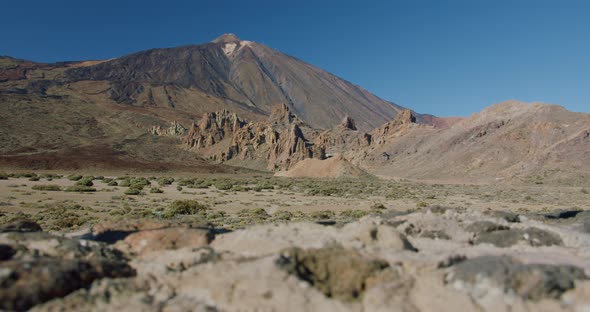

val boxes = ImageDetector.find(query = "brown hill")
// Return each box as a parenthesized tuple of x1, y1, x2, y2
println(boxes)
(274, 155, 373, 179)
(337, 101, 590, 183)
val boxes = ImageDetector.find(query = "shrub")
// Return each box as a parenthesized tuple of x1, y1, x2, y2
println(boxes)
(64, 185, 96, 192)
(0, 172, 7, 180)
(339, 209, 369, 219)
(272, 210, 293, 221)
(119, 177, 150, 189)
(214, 181, 233, 190)
(76, 178, 94, 187)
(232, 185, 250, 192)
(107, 180, 118, 186)
(124, 188, 142, 195)
(158, 177, 175, 186)
(237, 208, 270, 219)
(28, 177, 40, 181)
(371, 203, 387, 210)
(256, 181, 275, 190)
(162, 200, 207, 218)
(13, 172, 37, 178)
(32, 184, 62, 191)
(310, 210, 335, 220)
(416, 201, 429, 209)
(150, 187, 164, 194)
(67, 175, 83, 181)
(176, 186, 183, 191)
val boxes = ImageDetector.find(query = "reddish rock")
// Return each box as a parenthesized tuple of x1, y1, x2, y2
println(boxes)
(121, 228, 213, 256)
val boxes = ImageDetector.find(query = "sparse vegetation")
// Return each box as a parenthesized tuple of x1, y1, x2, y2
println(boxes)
(67, 174, 83, 181)
(339, 209, 369, 219)
(64, 185, 96, 192)
(124, 188, 142, 195)
(32, 185, 62, 191)
(75, 177, 94, 187)
(163, 200, 208, 218)
(214, 181, 233, 190)
(158, 177, 175, 186)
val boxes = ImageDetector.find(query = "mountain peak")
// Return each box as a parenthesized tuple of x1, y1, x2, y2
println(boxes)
(212, 33, 242, 43)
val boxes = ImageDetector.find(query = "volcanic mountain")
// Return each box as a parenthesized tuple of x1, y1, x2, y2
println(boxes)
(1, 35, 588, 183)
(64, 33, 413, 131)
(0, 34, 418, 170)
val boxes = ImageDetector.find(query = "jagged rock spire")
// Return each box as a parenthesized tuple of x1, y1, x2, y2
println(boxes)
(340, 116, 357, 130)
(269, 103, 300, 125)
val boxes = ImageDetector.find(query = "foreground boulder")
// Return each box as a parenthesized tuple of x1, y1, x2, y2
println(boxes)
(473, 227, 563, 247)
(0, 229, 135, 311)
(118, 227, 213, 256)
(276, 246, 390, 302)
(446, 256, 588, 301)
(0, 219, 42, 233)
(0, 259, 135, 311)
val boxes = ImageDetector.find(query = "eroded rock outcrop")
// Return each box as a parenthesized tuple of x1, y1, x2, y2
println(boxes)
(371, 109, 418, 145)
(183, 104, 324, 170)
(149, 120, 187, 137)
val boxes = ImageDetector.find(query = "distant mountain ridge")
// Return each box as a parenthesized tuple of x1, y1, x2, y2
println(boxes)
(1, 36, 589, 183)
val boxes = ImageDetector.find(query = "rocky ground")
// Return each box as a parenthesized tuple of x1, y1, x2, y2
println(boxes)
(1, 173, 590, 311)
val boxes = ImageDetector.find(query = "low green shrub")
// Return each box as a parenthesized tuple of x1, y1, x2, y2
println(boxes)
(75, 178, 94, 187)
(339, 209, 369, 219)
(310, 210, 335, 220)
(214, 181, 233, 190)
(124, 188, 142, 195)
(162, 200, 208, 218)
(67, 175, 83, 181)
(32, 184, 62, 191)
(64, 185, 96, 192)
(150, 187, 164, 193)
(158, 177, 175, 186)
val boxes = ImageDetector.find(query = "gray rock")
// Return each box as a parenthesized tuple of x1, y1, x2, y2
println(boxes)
(0, 244, 15, 261)
(474, 227, 563, 247)
(447, 256, 588, 300)
(465, 221, 509, 234)
(420, 230, 450, 240)
(276, 246, 390, 302)
(0, 219, 42, 233)
(0, 259, 135, 311)
(543, 209, 583, 220)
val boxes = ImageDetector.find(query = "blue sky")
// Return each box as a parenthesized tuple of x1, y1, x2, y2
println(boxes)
(1, 0, 589, 116)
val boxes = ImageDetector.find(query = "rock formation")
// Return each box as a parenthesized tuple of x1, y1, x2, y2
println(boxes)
(149, 120, 187, 137)
(183, 104, 324, 170)
(370, 109, 418, 145)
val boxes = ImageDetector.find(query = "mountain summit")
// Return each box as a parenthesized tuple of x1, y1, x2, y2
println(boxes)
(64, 34, 412, 131)
(211, 33, 242, 43)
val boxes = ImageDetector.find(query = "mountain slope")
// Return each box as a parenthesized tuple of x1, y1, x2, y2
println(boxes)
(329, 100, 590, 183)
(64, 34, 409, 131)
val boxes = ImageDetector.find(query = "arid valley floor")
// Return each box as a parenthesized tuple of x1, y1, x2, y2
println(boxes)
(1, 171, 590, 311)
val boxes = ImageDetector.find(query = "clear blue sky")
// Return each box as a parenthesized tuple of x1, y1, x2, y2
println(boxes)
(1, 0, 589, 116)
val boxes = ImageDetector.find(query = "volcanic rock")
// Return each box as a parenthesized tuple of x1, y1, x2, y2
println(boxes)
(276, 246, 390, 302)
(446, 255, 588, 300)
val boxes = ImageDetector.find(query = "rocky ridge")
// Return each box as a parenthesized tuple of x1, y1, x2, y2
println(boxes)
(183, 103, 325, 170)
